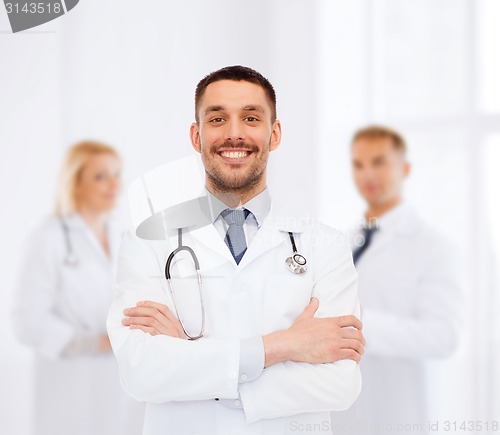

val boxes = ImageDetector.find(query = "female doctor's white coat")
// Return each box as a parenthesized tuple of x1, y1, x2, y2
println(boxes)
(13, 214, 144, 435)
(107, 201, 362, 435)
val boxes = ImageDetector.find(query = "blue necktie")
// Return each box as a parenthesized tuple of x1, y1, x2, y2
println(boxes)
(221, 208, 250, 264)
(352, 226, 378, 265)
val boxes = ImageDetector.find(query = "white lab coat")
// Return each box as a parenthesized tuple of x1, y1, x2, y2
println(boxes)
(331, 202, 463, 434)
(107, 200, 362, 435)
(13, 214, 144, 435)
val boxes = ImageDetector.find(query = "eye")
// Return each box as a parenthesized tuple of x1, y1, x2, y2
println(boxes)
(209, 117, 225, 123)
(245, 116, 259, 122)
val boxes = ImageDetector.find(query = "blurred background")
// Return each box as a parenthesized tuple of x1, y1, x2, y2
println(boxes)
(0, 0, 498, 433)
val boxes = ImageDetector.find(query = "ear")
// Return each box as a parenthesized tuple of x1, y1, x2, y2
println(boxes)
(190, 122, 201, 153)
(269, 119, 282, 152)
(403, 161, 411, 178)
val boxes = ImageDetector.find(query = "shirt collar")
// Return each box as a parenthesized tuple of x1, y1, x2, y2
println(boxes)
(364, 201, 419, 235)
(61, 213, 90, 230)
(374, 201, 407, 227)
(205, 187, 271, 228)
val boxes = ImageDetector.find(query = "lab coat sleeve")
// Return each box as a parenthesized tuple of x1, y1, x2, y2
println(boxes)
(238, 336, 265, 383)
(107, 231, 241, 403)
(11, 222, 76, 360)
(238, 230, 362, 424)
(362, 233, 464, 359)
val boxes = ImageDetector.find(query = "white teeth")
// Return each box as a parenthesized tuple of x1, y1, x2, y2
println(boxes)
(220, 151, 248, 159)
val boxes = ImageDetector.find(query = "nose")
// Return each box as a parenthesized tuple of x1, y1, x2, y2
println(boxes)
(360, 169, 374, 184)
(108, 175, 121, 192)
(224, 119, 245, 142)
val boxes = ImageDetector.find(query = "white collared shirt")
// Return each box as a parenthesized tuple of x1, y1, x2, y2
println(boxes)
(205, 187, 271, 248)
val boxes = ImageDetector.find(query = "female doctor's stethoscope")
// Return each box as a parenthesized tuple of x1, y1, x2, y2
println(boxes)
(165, 228, 307, 340)
(61, 218, 78, 266)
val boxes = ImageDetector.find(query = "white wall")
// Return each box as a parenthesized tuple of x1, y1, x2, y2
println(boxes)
(58, 0, 320, 214)
(0, 9, 62, 433)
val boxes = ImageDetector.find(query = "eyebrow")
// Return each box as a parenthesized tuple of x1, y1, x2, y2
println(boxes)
(203, 105, 266, 116)
(204, 105, 224, 115)
(242, 105, 265, 113)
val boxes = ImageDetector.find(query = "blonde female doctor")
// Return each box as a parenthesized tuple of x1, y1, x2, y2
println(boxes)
(12, 141, 143, 435)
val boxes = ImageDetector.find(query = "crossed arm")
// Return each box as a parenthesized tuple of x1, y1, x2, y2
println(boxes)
(109, 231, 365, 423)
(122, 297, 365, 367)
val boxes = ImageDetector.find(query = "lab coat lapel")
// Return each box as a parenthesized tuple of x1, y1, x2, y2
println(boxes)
(186, 221, 236, 266)
(364, 227, 396, 258)
(235, 219, 285, 271)
(363, 203, 420, 258)
(182, 200, 306, 271)
(187, 219, 287, 272)
(236, 201, 306, 272)
(67, 214, 113, 265)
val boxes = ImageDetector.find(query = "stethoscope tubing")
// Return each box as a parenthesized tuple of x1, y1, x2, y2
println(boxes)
(165, 229, 307, 340)
(165, 229, 205, 340)
(61, 218, 78, 266)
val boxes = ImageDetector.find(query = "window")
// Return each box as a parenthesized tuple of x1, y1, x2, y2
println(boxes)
(317, 0, 499, 422)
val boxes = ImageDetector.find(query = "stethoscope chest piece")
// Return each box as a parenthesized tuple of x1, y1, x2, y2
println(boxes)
(285, 253, 307, 274)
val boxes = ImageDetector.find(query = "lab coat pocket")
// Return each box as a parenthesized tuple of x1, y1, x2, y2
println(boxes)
(262, 273, 315, 331)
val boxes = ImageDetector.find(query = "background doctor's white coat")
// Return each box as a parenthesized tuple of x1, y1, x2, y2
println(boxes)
(1, 0, 499, 433)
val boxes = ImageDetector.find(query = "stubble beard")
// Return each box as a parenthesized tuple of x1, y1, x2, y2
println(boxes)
(202, 140, 269, 197)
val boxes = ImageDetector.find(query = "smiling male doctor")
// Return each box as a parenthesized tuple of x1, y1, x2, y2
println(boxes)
(107, 65, 365, 435)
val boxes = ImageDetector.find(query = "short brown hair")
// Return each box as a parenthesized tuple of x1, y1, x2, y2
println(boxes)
(194, 65, 277, 123)
(351, 125, 407, 156)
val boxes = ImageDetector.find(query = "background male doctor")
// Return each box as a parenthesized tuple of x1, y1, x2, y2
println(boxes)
(332, 126, 463, 434)
(107, 66, 366, 435)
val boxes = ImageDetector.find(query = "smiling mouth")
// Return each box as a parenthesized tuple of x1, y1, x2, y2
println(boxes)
(219, 150, 252, 159)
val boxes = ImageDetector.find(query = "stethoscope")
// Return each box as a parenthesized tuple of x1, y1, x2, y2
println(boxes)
(61, 218, 78, 267)
(285, 232, 307, 274)
(164, 229, 307, 340)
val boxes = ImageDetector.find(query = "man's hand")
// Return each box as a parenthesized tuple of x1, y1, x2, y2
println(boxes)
(122, 298, 365, 366)
(263, 297, 365, 367)
(122, 301, 187, 339)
